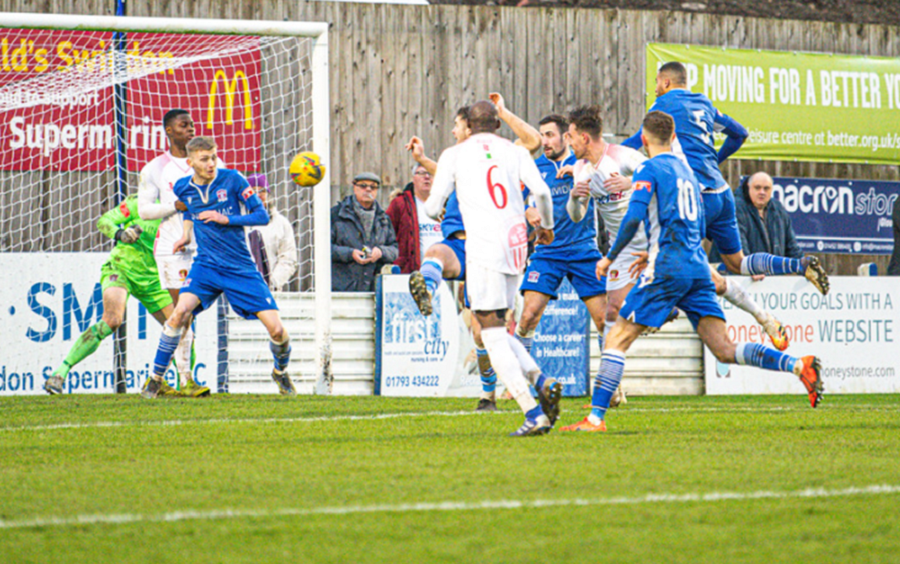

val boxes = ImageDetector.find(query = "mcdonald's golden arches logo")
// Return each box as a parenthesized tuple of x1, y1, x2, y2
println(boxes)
(206, 69, 253, 130)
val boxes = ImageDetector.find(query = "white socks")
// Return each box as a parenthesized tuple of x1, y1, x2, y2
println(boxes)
(722, 278, 767, 325)
(174, 325, 194, 386)
(480, 326, 537, 413)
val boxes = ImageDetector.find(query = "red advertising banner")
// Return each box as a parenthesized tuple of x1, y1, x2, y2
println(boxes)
(0, 29, 261, 172)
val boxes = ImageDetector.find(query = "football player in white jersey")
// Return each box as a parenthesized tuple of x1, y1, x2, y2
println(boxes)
(565, 106, 648, 345)
(137, 109, 209, 396)
(425, 100, 558, 437)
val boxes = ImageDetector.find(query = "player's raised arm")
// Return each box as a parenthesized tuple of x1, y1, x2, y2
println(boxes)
(714, 110, 748, 164)
(424, 148, 456, 220)
(405, 136, 437, 176)
(490, 92, 541, 155)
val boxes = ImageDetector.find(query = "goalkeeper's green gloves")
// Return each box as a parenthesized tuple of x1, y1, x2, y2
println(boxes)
(115, 224, 143, 244)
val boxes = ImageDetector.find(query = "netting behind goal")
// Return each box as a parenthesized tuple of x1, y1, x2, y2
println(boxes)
(0, 18, 330, 395)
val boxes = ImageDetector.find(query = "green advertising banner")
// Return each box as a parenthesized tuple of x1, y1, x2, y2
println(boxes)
(646, 43, 900, 165)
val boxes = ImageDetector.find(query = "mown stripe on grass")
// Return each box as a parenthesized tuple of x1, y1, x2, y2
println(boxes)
(2, 403, 899, 433)
(2, 484, 899, 530)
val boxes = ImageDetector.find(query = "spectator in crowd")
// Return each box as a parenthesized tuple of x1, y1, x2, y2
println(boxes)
(386, 164, 442, 273)
(889, 196, 900, 275)
(331, 172, 399, 291)
(246, 174, 299, 291)
(709, 172, 802, 274)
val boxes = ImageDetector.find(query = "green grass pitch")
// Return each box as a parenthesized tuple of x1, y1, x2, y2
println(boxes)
(1, 393, 898, 564)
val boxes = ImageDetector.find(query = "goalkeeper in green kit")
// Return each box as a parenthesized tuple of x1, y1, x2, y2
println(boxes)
(43, 195, 210, 397)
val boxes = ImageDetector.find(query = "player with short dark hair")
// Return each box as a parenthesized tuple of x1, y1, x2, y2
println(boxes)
(562, 111, 823, 433)
(514, 112, 610, 404)
(622, 63, 816, 352)
(142, 136, 296, 398)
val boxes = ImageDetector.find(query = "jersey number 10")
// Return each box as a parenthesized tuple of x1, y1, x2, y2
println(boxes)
(677, 178, 699, 221)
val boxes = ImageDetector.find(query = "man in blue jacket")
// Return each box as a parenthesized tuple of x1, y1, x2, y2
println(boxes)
(709, 172, 803, 269)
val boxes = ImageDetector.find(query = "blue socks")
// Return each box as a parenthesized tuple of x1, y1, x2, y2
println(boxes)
(590, 350, 626, 420)
(734, 342, 797, 373)
(741, 253, 802, 276)
(152, 325, 182, 377)
(476, 347, 496, 394)
(270, 338, 292, 372)
(420, 258, 443, 295)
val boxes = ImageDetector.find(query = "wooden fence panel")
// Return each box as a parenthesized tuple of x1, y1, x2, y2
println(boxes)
(1, 4, 898, 272)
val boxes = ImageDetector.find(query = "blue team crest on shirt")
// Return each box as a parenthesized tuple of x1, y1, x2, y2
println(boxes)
(216, 189, 228, 202)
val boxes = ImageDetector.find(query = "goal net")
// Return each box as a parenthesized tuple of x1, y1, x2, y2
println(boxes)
(0, 14, 332, 396)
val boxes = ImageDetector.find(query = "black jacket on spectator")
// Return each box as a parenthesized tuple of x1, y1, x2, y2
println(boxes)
(889, 199, 900, 275)
(331, 195, 399, 292)
(709, 187, 803, 263)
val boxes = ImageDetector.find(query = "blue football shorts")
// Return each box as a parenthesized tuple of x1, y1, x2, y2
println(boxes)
(619, 275, 724, 330)
(702, 188, 743, 256)
(520, 254, 606, 300)
(182, 262, 278, 320)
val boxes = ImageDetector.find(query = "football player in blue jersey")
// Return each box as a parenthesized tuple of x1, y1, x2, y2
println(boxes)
(562, 112, 823, 432)
(406, 94, 561, 418)
(142, 136, 296, 398)
(515, 113, 623, 404)
(623, 61, 829, 352)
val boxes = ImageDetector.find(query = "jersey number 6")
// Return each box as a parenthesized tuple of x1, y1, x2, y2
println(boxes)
(486, 165, 508, 209)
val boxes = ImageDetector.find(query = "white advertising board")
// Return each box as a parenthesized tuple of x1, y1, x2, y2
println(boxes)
(0, 253, 219, 395)
(375, 274, 460, 396)
(705, 276, 899, 395)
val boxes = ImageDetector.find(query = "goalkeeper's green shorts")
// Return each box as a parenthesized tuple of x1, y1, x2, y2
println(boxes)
(100, 260, 172, 314)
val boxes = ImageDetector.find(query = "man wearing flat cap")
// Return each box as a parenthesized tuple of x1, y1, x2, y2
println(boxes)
(331, 172, 399, 291)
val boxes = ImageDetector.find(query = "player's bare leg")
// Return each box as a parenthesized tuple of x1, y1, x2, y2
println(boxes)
(45, 287, 129, 395)
(515, 290, 552, 355)
(409, 242, 461, 316)
(710, 266, 789, 351)
(476, 309, 552, 436)
(697, 316, 823, 408)
(468, 312, 499, 412)
(143, 292, 200, 398)
(722, 249, 830, 295)
(563, 315, 643, 432)
(164, 287, 204, 395)
(257, 309, 295, 396)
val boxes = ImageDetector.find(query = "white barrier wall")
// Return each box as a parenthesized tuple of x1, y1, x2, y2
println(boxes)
(705, 277, 899, 394)
(0, 253, 219, 395)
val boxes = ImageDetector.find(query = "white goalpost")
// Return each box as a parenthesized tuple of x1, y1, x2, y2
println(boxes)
(0, 13, 333, 395)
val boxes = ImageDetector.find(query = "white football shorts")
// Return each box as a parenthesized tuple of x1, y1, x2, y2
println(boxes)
(605, 241, 643, 292)
(157, 256, 193, 290)
(465, 262, 520, 312)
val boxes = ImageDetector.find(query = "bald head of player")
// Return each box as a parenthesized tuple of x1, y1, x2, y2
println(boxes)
(467, 100, 502, 134)
(640, 110, 676, 158)
(655, 61, 688, 98)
